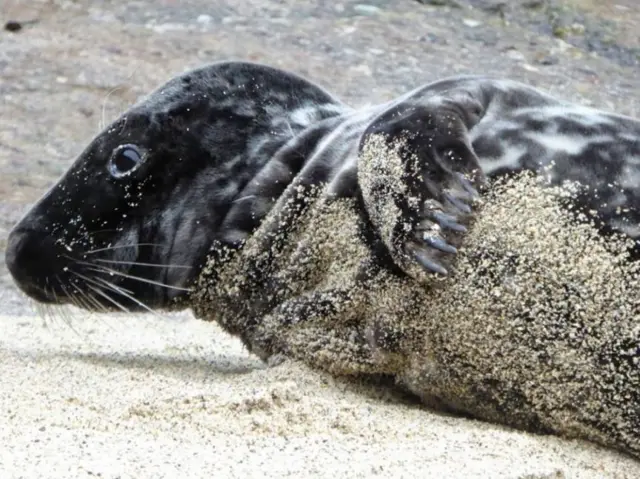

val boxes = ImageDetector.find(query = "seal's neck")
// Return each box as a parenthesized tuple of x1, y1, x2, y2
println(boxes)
(214, 107, 350, 249)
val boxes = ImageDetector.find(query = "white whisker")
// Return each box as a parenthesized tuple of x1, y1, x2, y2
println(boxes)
(89, 285, 132, 315)
(87, 265, 193, 292)
(69, 281, 103, 314)
(93, 275, 164, 318)
(55, 281, 83, 336)
(94, 258, 192, 269)
(65, 258, 135, 293)
(49, 282, 69, 328)
(84, 243, 167, 255)
(83, 291, 109, 314)
(69, 271, 132, 313)
(233, 195, 257, 204)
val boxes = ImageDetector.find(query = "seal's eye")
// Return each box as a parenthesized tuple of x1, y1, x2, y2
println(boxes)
(108, 144, 144, 178)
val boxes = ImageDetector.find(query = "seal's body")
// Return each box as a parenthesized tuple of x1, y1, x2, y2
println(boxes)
(4, 62, 640, 456)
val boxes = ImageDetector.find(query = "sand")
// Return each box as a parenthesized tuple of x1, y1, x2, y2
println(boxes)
(1, 310, 639, 478)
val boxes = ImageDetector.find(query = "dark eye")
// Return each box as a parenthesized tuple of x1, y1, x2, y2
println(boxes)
(108, 144, 144, 178)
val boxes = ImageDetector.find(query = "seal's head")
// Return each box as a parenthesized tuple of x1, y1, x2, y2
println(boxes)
(4, 61, 342, 311)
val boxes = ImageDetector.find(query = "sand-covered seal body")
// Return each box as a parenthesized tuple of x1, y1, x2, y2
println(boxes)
(7, 63, 639, 309)
(5, 61, 640, 457)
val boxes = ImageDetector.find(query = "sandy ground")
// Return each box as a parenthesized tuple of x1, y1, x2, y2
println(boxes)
(1, 0, 640, 477)
(2, 311, 640, 478)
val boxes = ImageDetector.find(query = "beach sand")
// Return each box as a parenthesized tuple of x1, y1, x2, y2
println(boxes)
(2, 310, 639, 478)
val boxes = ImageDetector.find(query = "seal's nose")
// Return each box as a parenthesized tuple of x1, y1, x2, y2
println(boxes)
(5, 227, 65, 303)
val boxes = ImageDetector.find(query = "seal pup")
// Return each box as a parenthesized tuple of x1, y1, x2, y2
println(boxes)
(4, 61, 640, 456)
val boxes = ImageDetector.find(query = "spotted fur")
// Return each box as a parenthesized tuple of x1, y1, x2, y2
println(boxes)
(4, 61, 640, 456)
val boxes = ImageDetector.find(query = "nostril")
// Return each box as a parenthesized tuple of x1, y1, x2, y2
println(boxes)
(5, 227, 68, 303)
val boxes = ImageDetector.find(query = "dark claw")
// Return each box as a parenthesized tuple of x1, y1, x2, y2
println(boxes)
(423, 235, 457, 254)
(444, 192, 472, 214)
(413, 250, 448, 275)
(455, 172, 480, 199)
(431, 211, 468, 232)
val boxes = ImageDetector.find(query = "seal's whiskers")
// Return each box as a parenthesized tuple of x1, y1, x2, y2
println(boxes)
(69, 271, 132, 314)
(93, 258, 192, 269)
(83, 243, 167, 255)
(50, 280, 74, 327)
(88, 273, 164, 317)
(85, 264, 193, 292)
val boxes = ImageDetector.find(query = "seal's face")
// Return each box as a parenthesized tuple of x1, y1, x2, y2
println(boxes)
(5, 100, 227, 311)
(5, 62, 341, 312)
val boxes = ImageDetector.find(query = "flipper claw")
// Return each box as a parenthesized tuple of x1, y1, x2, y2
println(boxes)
(413, 250, 448, 275)
(443, 192, 472, 214)
(455, 172, 480, 199)
(423, 235, 457, 254)
(431, 211, 468, 232)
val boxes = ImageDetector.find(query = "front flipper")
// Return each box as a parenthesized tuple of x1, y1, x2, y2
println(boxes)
(358, 97, 486, 280)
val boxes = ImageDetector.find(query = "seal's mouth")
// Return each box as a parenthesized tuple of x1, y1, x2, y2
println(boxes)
(4, 225, 194, 312)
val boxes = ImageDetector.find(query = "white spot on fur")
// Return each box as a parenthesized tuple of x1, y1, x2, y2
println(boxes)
(610, 218, 640, 238)
(527, 105, 617, 127)
(289, 105, 322, 126)
(478, 145, 529, 175)
(618, 165, 640, 189)
(523, 133, 613, 156)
